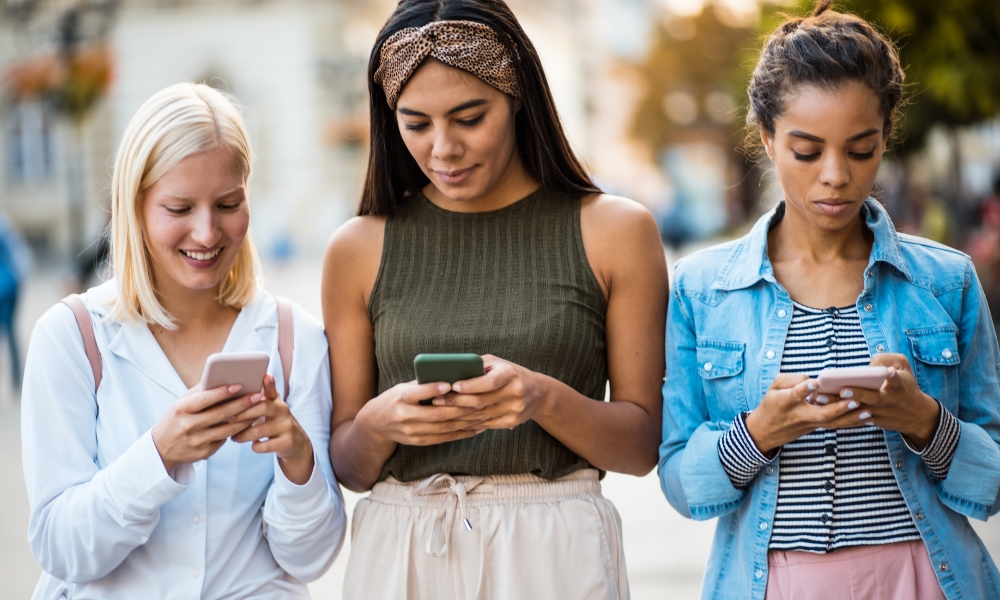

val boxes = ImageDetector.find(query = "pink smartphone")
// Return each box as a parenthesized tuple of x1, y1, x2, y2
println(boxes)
(201, 351, 270, 402)
(813, 366, 888, 394)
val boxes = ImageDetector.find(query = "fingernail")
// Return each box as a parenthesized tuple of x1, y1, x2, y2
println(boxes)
(817, 395, 829, 404)
(475, 429, 486, 434)
(251, 393, 264, 403)
(840, 389, 854, 399)
(847, 401, 859, 410)
(228, 384, 242, 393)
(439, 383, 451, 394)
(888, 368, 897, 378)
(866, 421, 875, 426)
(858, 411, 872, 420)
(432, 398, 446, 406)
(807, 381, 817, 391)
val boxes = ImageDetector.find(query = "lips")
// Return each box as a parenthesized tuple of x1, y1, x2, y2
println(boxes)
(181, 248, 222, 261)
(433, 166, 476, 186)
(814, 198, 853, 217)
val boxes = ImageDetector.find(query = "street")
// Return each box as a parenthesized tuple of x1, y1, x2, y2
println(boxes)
(0, 259, 997, 599)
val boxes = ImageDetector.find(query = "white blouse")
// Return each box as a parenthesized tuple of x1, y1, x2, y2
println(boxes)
(21, 280, 346, 599)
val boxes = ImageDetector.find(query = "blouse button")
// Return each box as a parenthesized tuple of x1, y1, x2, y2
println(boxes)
(864, 303, 873, 312)
(193, 568, 201, 579)
(777, 309, 787, 318)
(876, 344, 885, 353)
(192, 515, 201, 525)
(703, 362, 713, 372)
(766, 350, 776, 360)
(942, 349, 953, 359)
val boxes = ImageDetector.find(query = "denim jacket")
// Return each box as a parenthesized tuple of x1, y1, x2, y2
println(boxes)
(659, 199, 1000, 600)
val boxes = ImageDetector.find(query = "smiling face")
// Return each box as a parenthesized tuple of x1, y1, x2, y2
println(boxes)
(395, 58, 524, 209)
(141, 144, 249, 298)
(761, 81, 886, 232)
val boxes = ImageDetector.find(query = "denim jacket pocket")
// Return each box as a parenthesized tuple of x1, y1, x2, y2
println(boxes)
(906, 326, 960, 406)
(696, 340, 747, 416)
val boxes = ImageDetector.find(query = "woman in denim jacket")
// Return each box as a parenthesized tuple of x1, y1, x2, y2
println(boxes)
(659, 3, 1000, 599)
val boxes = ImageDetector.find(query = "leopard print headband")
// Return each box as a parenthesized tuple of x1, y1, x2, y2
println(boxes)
(374, 20, 520, 110)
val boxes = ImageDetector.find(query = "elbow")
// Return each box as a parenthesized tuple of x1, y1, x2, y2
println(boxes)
(334, 470, 375, 494)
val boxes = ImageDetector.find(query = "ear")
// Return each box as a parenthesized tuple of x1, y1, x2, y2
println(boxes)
(759, 125, 775, 161)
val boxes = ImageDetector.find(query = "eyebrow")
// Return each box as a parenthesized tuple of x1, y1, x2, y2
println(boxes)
(788, 127, 880, 143)
(398, 98, 489, 118)
(165, 186, 245, 202)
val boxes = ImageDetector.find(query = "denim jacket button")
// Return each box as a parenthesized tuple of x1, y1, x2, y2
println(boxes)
(766, 466, 774, 475)
(876, 344, 885, 353)
(895, 461, 903, 470)
(942, 349, 953, 359)
(777, 309, 787, 318)
(755, 569, 764, 579)
(759, 521, 768, 530)
(703, 362, 713, 372)
(940, 562, 949, 572)
(916, 512, 924, 520)
(766, 350, 776, 360)
(864, 303, 873, 312)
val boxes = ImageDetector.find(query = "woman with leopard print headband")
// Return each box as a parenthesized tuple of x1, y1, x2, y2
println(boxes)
(323, 1, 667, 598)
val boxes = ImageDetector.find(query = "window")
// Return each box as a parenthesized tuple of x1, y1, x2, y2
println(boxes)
(6, 100, 55, 184)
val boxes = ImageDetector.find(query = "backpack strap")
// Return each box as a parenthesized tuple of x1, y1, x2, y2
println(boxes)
(276, 297, 293, 400)
(61, 294, 102, 392)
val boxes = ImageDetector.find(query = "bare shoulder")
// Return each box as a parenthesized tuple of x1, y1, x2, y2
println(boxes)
(580, 193, 661, 249)
(322, 215, 386, 304)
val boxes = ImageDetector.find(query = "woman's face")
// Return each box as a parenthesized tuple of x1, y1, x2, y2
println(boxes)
(761, 81, 886, 232)
(141, 144, 249, 297)
(395, 58, 521, 205)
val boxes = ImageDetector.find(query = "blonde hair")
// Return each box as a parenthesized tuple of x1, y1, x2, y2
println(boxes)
(109, 82, 261, 329)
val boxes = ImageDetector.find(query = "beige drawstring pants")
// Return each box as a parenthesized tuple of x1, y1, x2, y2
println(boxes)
(343, 469, 630, 600)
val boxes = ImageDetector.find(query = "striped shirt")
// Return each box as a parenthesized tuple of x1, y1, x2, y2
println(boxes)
(718, 302, 961, 553)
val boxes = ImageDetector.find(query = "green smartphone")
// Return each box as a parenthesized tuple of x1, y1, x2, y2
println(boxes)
(413, 353, 485, 405)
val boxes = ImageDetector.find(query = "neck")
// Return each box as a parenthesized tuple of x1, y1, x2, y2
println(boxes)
(154, 279, 232, 332)
(425, 149, 540, 213)
(768, 200, 872, 265)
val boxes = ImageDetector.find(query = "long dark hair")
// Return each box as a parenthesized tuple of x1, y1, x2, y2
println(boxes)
(358, 0, 600, 216)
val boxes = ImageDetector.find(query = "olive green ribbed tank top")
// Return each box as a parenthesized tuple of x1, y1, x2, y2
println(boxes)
(370, 188, 608, 482)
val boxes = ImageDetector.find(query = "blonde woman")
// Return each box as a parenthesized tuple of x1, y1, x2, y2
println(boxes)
(20, 83, 346, 599)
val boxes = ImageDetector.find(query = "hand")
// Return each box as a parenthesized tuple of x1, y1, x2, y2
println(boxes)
(228, 375, 317, 484)
(435, 355, 550, 430)
(356, 379, 488, 447)
(837, 354, 940, 450)
(744, 373, 868, 455)
(152, 384, 260, 475)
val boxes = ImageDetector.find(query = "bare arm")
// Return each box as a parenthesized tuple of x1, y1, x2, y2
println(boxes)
(322, 217, 483, 492)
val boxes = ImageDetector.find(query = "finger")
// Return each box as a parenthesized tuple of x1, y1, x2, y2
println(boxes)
(882, 366, 906, 391)
(262, 374, 279, 400)
(809, 395, 865, 425)
(771, 373, 809, 390)
(228, 398, 274, 423)
(400, 382, 452, 405)
(782, 378, 816, 403)
(400, 429, 484, 447)
(838, 387, 880, 407)
(869, 353, 911, 372)
(186, 384, 245, 413)
(196, 392, 262, 427)
(201, 418, 256, 443)
(402, 404, 481, 423)
(439, 391, 504, 410)
(451, 363, 513, 395)
(233, 420, 283, 443)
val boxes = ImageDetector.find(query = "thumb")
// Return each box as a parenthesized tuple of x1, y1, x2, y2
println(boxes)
(262, 374, 279, 400)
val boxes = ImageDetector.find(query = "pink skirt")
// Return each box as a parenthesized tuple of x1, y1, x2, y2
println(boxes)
(766, 540, 946, 600)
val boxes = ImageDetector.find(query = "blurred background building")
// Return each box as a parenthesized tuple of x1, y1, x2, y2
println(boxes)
(0, 0, 998, 597)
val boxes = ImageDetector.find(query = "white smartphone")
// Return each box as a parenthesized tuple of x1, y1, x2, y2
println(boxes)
(201, 351, 270, 403)
(813, 366, 889, 394)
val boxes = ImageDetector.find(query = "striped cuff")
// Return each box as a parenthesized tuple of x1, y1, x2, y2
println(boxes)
(903, 402, 961, 480)
(718, 412, 776, 489)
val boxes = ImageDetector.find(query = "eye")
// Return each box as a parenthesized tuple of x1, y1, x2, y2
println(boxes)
(458, 114, 485, 128)
(165, 206, 190, 215)
(850, 150, 875, 160)
(218, 201, 243, 211)
(793, 151, 820, 162)
(403, 122, 429, 132)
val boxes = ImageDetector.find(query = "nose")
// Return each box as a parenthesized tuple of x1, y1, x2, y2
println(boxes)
(190, 207, 222, 248)
(431, 125, 463, 162)
(818, 152, 850, 189)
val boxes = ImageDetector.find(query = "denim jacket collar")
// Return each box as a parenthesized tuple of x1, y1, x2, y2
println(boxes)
(712, 198, 912, 291)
